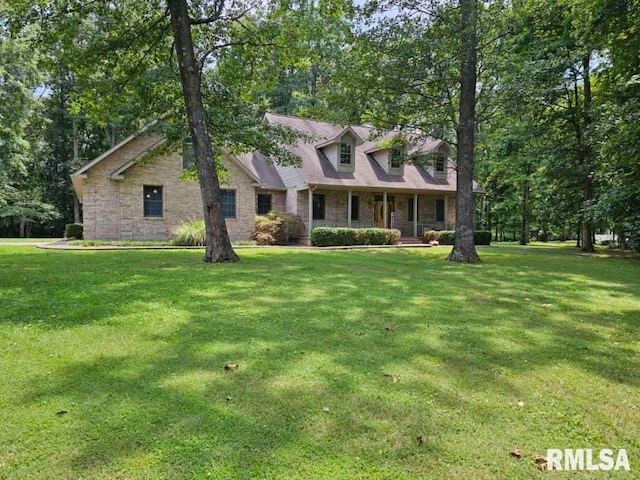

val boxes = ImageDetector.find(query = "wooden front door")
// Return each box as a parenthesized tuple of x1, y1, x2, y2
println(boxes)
(374, 196, 395, 228)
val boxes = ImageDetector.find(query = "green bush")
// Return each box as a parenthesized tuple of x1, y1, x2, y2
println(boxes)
(251, 211, 304, 245)
(440, 230, 456, 245)
(311, 227, 400, 247)
(474, 230, 492, 245)
(422, 229, 491, 245)
(423, 230, 440, 243)
(171, 219, 206, 246)
(64, 223, 83, 239)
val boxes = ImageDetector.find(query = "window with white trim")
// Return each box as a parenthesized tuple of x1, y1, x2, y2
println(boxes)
(339, 143, 352, 165)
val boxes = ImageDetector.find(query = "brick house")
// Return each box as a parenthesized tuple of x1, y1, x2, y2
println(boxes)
(71, 113, 483, 242)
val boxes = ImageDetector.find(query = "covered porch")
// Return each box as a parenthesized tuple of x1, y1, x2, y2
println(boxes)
(297, 187, 456, 238)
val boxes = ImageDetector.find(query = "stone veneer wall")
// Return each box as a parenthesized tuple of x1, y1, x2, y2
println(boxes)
(82, 133, 280, 241)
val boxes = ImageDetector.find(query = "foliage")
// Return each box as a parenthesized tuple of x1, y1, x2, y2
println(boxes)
(311, 227, 400, 246)
(251, 211, 304, 246)
(170, 219, 206, 246)
(0, 245, 639, 479)
(64, 223, 83, 239)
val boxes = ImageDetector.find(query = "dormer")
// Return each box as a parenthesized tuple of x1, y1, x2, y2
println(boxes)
(364, 144, 406, 176)
(316, 126, 363, 173)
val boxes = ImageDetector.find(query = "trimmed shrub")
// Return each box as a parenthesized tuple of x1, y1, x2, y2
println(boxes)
(474, 230, 492, 245)
(251, 211, 304, 245)
(65, 223, 83, 239)
(423, 230, 440, 243)
(171, 219, 206, 246)
(439, 230, 456, 245)
(311, 227, 400, 247)
(422, 229, 491, 245)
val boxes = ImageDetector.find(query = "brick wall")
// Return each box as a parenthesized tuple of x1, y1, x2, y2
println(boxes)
(82, 134, 265, 241)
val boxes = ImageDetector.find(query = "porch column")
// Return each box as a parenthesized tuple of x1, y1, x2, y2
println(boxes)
(383, 191, 388, 229)
(308, 188, 313, 236)
(347, 190, 352, 228)
(444, 195, 449, 230)
(413, 193, 418, 237)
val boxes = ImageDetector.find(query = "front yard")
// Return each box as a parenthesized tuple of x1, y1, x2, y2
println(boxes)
(0, 244, 638, 479)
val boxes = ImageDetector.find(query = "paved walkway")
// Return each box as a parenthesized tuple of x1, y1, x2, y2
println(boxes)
(34, 239, 429, 251)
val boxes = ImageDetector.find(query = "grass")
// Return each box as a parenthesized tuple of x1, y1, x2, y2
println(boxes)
(0, 237, 58, 244)
(0, 244, 638, 479)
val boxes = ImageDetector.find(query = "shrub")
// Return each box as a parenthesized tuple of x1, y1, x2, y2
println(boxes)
(171, 219, 206, 246)
(311, 227, 400, 247)
(251, 211, 304, 245)
(439, 230, 456, 245)
(423, 230, 441, 243)
(474, 230, 492, 245)
(422, 229, 491, 245)
(64, 223, 83, 239)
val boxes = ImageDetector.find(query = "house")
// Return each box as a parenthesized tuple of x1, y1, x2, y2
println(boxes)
(71, 113, 484, 242)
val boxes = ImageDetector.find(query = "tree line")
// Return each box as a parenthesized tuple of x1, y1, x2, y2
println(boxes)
(1, 0, 637, 257)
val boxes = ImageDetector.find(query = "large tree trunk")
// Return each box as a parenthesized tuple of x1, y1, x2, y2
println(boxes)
(447, 0, 480, 263)
(168, 0, 238, 263)
(580, 53, 595, 252)
(519, 181, 529, 245)
(72, 119, 81, 224)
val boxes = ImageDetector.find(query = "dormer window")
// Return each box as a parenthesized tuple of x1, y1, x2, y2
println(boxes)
(339, 143, 353, 165)
(434, 154, 446, 176)
(390, 149, 402, 169)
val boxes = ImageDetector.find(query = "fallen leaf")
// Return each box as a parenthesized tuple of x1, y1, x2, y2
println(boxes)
(385, 326, 396, 331)
(517, 401, 525, 407)
(355, 331, 362, 336)
(537, 462, 548, 471)
(417, 435, 426, 445)
(532, 454, 547, 464)
(226, 396, 233, 402)
(384, 373, 401, 383)
(224, 363, 238, 371)
(510, 449, 523, 458)
(322, 407, 330, 413)
(524, 297, 531, 302)
(56, 410, 68, 416)
(542, 303, 553, 308)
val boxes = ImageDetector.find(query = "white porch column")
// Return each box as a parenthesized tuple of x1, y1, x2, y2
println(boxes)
(444, 195, 449, 230)
(413, 193, 418, 237)
(347, 190, 352, 227)
(383, 192, 388, 229)
(308, 188, 313, 236)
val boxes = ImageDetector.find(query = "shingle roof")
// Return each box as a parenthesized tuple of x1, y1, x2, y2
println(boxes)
(262, 113, 484, 193)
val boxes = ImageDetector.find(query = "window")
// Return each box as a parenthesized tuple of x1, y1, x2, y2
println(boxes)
(390, 149, 403, 169)
(434, 154, 446, 174)
(408, 197, 419, 221)
(257, 193, 272, 215)
(143, 185, 163, 217)
(221, 190, 236, 218)
(339, 143, 352, 165)
(312, 194, 325, 220)
(182, 138, 195, 170)
(351, 195, 359, 221)
(436, 198, 445, 222)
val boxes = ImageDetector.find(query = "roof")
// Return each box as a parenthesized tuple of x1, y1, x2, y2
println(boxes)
(263, 113, 484, 194)
(71, 114, 484, 199)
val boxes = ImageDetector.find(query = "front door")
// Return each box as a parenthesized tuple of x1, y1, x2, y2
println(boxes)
(374, 195, 395, 228)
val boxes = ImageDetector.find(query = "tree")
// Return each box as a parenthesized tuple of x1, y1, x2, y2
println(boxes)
(167, 0, 238, 262)
(446, 0, 480, 262)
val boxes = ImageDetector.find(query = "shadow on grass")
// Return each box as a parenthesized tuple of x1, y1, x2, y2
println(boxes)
(1, 245, 639, 478)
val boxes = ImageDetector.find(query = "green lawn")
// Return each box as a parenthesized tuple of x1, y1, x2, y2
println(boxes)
(0, 237, 59, 244)
(0, 244, 638, 479)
